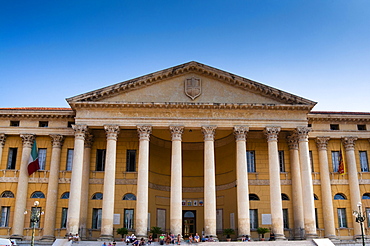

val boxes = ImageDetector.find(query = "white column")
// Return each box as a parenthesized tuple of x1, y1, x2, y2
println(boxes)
(169, 126, 184, 237)
(296, 126, 317, 239)
(233, 126, 250, 238)
(42, 135, 64, 240)
(342, 137, 362, 238)
(264, 127, 285, 240)
(67, 124, 87, 235)
(101, 125, 120, 239)
(80, 133, 94, 239)
(0, 134, 6, 166)
(315, 137, 336, 239)
(287, 134, 304, 239)
(12, 134, 35, 238)
(201, 125, 217, 238)
(135, 125, 152, 237)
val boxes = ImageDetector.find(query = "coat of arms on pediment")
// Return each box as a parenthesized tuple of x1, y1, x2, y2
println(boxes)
(184, 77, 201, 100)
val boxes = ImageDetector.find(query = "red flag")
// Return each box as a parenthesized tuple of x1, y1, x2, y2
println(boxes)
(338, 145, 345, 175)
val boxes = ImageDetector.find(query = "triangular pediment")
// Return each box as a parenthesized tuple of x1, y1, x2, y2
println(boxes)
(67, 61, 316, 109)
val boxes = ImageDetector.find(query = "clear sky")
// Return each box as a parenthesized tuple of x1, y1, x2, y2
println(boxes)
(1, 1, 369, 112)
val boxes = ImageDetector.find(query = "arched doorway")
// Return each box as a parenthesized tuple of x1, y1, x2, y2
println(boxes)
(182, 210, 196, 237)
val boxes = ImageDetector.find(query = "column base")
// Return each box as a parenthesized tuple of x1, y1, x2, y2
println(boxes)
(325, 234, 337, 240)
(10, 235, 23, 240)
(306, 233, 318, 239)
(40, 235, 55, 241)
(99, 235, 113, 241)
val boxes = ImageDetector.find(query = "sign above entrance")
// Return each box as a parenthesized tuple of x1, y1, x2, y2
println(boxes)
(184, 77, 202, 100)
(182, 199, 203, 206)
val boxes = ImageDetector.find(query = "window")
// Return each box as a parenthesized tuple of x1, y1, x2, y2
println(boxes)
(124, 209, 134, 230)
(7, 148, 17, 169)
(1, 191, 14, 198)
(249, 194, 260, 201)
(96, 149, 106, 171)
(246, 151, 256, 173)
(66, 149, 74, 171)
(281, 194, 290, 201)
(126, 150, 136, 172)
(92, 208, 102, 229)
(309, 151, 314, 172)
(92, 193, 103, 200)
(314, 194, 319, 200)
(334, 193, 347, 200)
(0, 207, 10, 227)
(10, 121, 19, 127)
(330, 124, 339, 130)
(315, 208, 319, 228)
(39, 121, 48, 127)
(360, 151, 369, 172)
(31, 191, 45, 199)
(67, 122, 74, 128)
(61, 208, 68, 228)
(283, 209, 289, 229)
(61, 192, 70, 199)
(30, 207, 42, 228)
(362, 193, 370, 199)
(123, 193, 136, 200)
(337, 208, 347, 228)
(38, 148, 47, 170)
(249, 209, 258, 229)
(278, 150, 285, 172)
(358, 125, 366, 131)
(366, 208, 370, 228)
(331, 151, 340, 172)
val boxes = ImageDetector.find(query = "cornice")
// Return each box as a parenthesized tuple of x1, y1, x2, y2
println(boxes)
(308, 112, 370, 123)
(67, 61, 316, 107)
(69, 101, 313, 111)
(0, 108, 75, 119)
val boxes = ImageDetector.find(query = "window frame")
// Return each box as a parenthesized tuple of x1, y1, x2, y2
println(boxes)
(278, 150, 285, 172)
(249, 209, 258, 230)
(331, 151, 340, 172)
(96, 149, 106, 171)
(126, 149, 136, 172)
(246, 151, 256, 173)
(337, 208, 347, 228)
(38, 148, 47, 170)
(66, 149, 74, 171)
(360, 151, 369, 172)
(92, 208, 102, 229)
(283, 208, 289, 229)
(0, 206, 10, 227)
(124, 209, 134, 230)
(61, 208, 68, 228)
(7, 148, 17, 170)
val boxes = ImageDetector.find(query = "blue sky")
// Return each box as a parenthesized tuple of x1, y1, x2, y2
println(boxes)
(1, 1, 369, 112)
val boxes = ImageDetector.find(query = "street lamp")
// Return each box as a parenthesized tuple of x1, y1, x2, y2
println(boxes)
(352, 202, 366, 246)
(24, 201, 44, 246)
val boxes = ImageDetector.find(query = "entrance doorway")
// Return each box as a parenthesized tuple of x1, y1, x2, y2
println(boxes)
(182, 210, 196, 237)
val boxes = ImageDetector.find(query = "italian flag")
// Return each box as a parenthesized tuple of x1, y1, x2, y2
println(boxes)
(28, 140, 40, 175)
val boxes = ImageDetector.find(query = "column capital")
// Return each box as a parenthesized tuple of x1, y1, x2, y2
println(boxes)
(50, 134, 64, 148)
(72, 124, 88, 140)
(84, 132, 94, 148)
(20, 134, 35, 148)
(233, 126, 249, 141)
(264, 126, 281, 142)
(0, 133, 6, 147)
(169, 126, 184, 141)
(201, 125, 217, 141)
(287, 133, 299, 150)
(104, 125, 120, 141)
(137, 125, 152, 141)
(315, 137, 330, 151)
(295, 126, 311, 142)
(342, 136, 358, 151)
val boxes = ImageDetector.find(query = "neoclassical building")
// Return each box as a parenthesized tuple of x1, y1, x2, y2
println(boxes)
(0, 62, 369, 241)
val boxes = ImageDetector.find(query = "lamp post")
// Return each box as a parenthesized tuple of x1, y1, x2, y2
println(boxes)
(352, 202, 366, 246)
(24, 201, 44, 246)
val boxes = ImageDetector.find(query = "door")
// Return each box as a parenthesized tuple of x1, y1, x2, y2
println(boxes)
(182, 210, 196, 237)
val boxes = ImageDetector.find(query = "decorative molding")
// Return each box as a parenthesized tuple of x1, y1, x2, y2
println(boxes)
(264, 126, 281, 142)
(50, 134, 64, 148)
(20, 134, 35, 148)
(342, 136, 358, 151)
(84, 132, 94, 148)
(287, 133, 299, 150)
(201, 125, 217, 141)
(0, 134, 6, 147)
(104, 125, 120, 141)
(72, 124, 88, 140)
(233, 126, 249, 141)
(137, 125, 152, 141)
(295, 126, 311, 142)
(315, 137, 330, 151)
(169, 126, 184, 141)
(184, 77, 202, 100)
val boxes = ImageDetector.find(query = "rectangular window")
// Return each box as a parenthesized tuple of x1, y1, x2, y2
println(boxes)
(10, 121, 19, 127)
(279, 150, 285, 172)
(61, 208, 68, 228)
(249, 209, 258, 229)
(366, 208, 370, 228)
(126, 150, 136, 172)
(0, 206, 10, 227)
(246, 151, 256, 173)
(360, 151, 369, 172)
(124, 209, 134, 230)
(315, 208, 319, 228)
(39, 121, 49, 127)
(331, 151, 340, 172)
(337, 208, 347, 228)
(96, 149, 106, 171)
(66, 149, 74, 171)
(330, 124, 339, 130)
(156, 209, 165, 230)
(92, 208, 102, 229)
(283, 209, 289, 229)
(7, 148, 17, 169)
(38, 148, 47, 170)
(358, 125, 366, 131)
(309, 151, 314, 172)
(30, 207, 42, 228)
